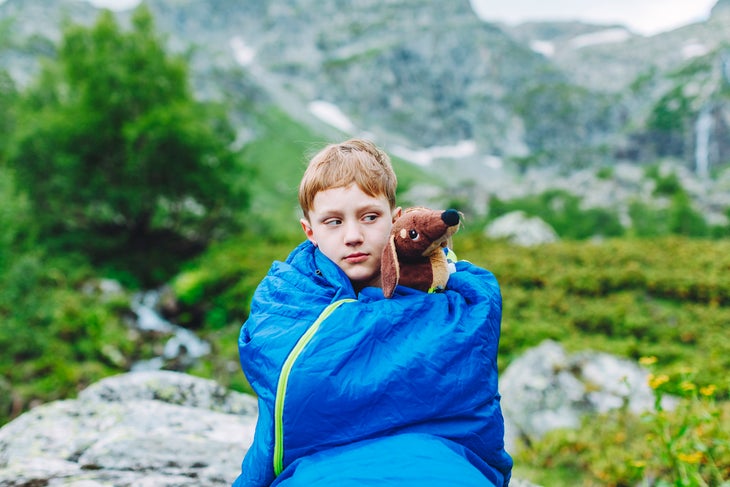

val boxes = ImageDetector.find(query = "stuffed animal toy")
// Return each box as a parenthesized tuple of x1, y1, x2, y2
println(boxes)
(381, 207, 461, 298)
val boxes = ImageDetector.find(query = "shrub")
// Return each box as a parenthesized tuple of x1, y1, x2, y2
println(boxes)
(514, 360, 729, 486)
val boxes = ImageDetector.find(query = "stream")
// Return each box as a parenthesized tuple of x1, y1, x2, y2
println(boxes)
(129, 289, 211, 371)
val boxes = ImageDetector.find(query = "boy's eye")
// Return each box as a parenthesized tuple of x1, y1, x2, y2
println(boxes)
(324, 218, 342, 226)
(363, 214, 378, 222)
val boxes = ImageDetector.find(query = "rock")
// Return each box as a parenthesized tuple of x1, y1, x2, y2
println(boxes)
(0, 371, 257, 486)
(78, 369, 255, 415)
(485, 211, 559, 246)
(500, 340, 675, 453)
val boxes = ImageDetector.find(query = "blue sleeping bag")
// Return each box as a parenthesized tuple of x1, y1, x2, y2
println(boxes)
(233, 241, 513, 486)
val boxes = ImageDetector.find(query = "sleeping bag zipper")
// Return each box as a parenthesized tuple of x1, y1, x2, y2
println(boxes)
(273, 298, 356, 476)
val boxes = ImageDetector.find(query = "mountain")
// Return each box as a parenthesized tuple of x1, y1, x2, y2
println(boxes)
(2, 0, 730, 224)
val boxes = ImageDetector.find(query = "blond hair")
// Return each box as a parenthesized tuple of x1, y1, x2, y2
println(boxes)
(299, 139, 397, 218)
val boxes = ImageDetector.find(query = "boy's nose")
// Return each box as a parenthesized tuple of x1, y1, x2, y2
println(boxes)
(343, 222, 364, 244)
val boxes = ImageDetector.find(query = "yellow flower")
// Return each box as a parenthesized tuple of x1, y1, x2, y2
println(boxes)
(639, 356, 658, 366)
(631, 460, 647, 468)
(680, 381, 696, 392)
(648, 373, 670, 389)
(677, 452, 703, 464)
(700, 384, 717, 397)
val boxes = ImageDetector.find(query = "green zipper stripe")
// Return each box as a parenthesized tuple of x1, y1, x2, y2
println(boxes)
(273, 298, 355, 476)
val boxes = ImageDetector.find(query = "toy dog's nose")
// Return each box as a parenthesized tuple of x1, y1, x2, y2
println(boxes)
(441, 209, 460, 226)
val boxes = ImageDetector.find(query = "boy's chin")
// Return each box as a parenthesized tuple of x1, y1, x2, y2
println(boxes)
(347, 272, 381, 291)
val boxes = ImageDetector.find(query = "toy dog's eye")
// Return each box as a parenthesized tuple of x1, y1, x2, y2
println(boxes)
(408, 229, 419, 240)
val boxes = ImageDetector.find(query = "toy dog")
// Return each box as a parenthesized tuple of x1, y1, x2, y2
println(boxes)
(381, 207, 461, 298)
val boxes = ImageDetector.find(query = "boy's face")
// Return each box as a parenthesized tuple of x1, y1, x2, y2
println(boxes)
(301, 184, 401, 291)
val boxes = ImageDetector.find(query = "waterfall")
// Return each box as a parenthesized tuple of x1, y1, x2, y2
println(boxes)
(694, 105, 712, 179)
(129, 290, 211, 371)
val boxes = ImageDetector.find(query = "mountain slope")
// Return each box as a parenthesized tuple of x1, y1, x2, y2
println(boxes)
(2, 0, 730, 223)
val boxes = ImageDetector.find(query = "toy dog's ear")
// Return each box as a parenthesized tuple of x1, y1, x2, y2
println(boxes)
(381, 233, 400, 298)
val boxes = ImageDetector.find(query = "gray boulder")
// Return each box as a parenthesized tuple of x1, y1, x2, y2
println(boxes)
(485, 211, 559, 246)
(0, 371, 257, 486)
(500, 340, 674, 453)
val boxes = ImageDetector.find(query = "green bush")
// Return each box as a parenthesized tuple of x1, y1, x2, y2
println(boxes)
(0, 253, 136, 425)
(0, 168, 33, 271)
(170, 232, 299, 331)
(489, 189, 625, 239)
(456, 235, 730, 391)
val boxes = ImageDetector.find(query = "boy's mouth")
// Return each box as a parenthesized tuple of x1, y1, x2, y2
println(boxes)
(344, 252, 369, 264)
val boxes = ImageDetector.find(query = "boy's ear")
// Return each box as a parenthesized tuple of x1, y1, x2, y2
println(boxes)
(392, 206, 402, 222)
(381, 234, 400, 298)
(300, 218, 317, 246)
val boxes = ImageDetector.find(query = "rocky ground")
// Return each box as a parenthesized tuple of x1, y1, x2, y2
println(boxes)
(0, 340, 663, 486)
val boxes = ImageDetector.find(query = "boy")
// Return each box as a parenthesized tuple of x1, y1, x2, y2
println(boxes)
(233, 139, 512, 486)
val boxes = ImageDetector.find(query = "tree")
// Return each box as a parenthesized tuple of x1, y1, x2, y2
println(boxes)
(8, 7, 249, 284)
(0, 19, 17, 161)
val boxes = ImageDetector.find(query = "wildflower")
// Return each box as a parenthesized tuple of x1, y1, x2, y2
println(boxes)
(648, 373, 669, 389)
(677, 452, 703, 464)
(680, 381, 696, 392)
(639, 356, 658, 366)
(700, 384, 716, 397)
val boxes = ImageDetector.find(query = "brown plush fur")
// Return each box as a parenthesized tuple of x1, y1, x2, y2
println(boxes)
(381, 207, 460, 298)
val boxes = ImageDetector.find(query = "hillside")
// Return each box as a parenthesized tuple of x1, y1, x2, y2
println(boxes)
(2, 0, 730, 222)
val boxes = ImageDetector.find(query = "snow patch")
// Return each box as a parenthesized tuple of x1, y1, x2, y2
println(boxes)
(530, 40, 555, 58)
(84, 0, 141, 9)
(682, 41, 709, 60)
(569, 28, 631, 49)
(230, 36, 256, 66)
(482, 155, 503, 170)
(308, 101, 356, 133)
(391, 141, 477, 167)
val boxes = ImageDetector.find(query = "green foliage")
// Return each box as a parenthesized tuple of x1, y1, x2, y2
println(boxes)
(7, 6, 249, 285)
(645, 90, 692, 158)
(0, 253, 136, 425)
(166, 232, 299, 396)
(646, 165, 684, 196)
(629, 189, 711, 238)
(515, 363, 729, 486)
(455, 236, 730, 391)
(668, 192, 710, 237)
(649, 85, 693, 133)
(595, 165, 614, 180)
(489, 189, 625, 239)
(487, 177, 715, 241)
(171, 233, 298, 330)
(0, 20, 17, 161)
(0, 71, 15, 159)
(0, 168, 34, 271)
